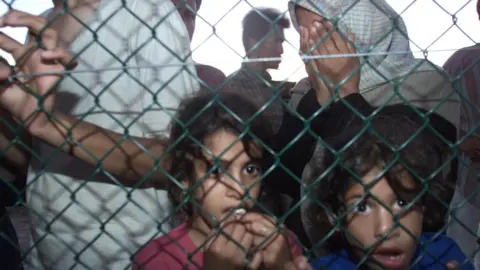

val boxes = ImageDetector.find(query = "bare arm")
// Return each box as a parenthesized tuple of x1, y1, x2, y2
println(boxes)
(32, 113, 171, 189)
(0, 56, 31, 173)
(0, 104, 31, 175)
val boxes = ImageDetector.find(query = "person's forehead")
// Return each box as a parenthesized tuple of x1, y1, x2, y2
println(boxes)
(265, 26, 285, 40)
(346, 171, 393, 197)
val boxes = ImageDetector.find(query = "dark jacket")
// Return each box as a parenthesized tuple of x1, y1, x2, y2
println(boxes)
(267, 91, 457, 250)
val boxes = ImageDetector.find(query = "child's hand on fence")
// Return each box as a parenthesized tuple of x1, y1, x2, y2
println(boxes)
(445, 261, 460, 270)
(242, 212, 293, 269)
(203, 217, 261, 270)
(283, 256, 312, 270)
(0, 10, 76, 135)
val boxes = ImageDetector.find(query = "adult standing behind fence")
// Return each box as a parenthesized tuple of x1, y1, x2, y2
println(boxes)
(276, 0, 460, 255)
(226, 8, 293, 134)
(443, 1, 480, 267)
(172, 0, 227, 91)
(0, 0, 200, 269)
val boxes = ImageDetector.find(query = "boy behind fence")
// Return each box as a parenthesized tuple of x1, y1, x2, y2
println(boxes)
(304, 102, 473, 269)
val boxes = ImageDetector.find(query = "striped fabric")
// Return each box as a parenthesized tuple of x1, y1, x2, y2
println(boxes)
(443, 44, 480, 269)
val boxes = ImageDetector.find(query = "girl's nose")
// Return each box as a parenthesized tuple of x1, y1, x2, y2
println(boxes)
(224, 173, 247, 199)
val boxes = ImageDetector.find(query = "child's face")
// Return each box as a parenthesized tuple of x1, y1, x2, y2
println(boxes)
(188, 130, 263, 226)
(342, 168, 423, 270)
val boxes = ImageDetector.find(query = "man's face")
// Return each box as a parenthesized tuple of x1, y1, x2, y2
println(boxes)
(250, 27, 285, 70)
(172, 0, 198, 41)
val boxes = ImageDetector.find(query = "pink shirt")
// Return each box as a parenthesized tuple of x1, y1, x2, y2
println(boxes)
(132, 222, 303, 270)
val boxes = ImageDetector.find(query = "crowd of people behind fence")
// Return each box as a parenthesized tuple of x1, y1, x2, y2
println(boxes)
(0, 0, 479, 269)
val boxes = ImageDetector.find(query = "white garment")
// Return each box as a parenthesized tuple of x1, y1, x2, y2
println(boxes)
(288, 0, 435, 91)
(26, 1, 199, 269)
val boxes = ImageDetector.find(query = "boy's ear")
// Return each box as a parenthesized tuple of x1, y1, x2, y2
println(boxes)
(247, 38, 259, 55)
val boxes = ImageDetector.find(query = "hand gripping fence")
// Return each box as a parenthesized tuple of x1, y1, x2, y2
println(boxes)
(0, 0, 478, 269)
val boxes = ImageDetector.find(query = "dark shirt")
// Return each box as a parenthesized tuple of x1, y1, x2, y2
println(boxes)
(226, 65, 286, 133)
(269, 91, 456, 201)
(267, 91, 457, 250)
(0, 166, 25, 270)
(313, 233, 473, 270)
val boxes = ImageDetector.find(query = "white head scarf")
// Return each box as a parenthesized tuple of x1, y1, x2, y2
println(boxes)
(288, 0, 436, 90)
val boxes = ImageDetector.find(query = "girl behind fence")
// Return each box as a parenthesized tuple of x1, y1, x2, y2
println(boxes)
(132, 93, 305, 270)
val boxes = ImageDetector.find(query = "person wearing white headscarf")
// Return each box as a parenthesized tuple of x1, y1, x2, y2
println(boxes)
(286, 0, 460, 256)
(289, 0, 458, 125)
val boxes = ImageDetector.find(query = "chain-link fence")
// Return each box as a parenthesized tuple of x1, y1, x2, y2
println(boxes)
(0, 0, 479, 269)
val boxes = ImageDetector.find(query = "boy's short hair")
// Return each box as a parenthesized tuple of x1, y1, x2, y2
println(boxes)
(242, 8, 290, 52)
(304, 112, 453, 252)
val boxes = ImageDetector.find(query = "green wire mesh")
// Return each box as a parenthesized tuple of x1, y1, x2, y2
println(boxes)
(0, 0, 478, 269)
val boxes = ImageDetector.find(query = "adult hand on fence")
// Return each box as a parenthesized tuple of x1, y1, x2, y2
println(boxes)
(300, 20, 360, 104)
(300, 25, 331, 105)
(0, 10, 76, 135)
(203, 217, 261, 270)
(242, 212, 293, 269)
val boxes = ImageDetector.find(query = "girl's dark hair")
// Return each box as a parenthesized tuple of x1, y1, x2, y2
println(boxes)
(167, 92, 273, 218)
(308, 112, 453, 252)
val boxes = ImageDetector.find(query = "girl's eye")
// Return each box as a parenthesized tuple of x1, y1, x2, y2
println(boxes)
(353, 201, 369, 214)
(207, 164, 222, 177)
(396, 199, 408, 208)
(244, 164, 262, 176)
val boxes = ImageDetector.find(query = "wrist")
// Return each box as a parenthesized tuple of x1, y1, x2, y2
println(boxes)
(339, 83, 358, 98)
(32, 113, 74, 152)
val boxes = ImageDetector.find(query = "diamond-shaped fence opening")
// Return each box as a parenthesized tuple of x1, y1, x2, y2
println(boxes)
(0, 0, 478, 269)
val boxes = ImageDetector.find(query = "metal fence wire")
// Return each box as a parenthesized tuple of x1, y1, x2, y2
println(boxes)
(0, 0, 479, 269)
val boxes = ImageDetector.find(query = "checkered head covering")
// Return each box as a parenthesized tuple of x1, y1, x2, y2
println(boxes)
(288, 0, 436, 91)
(287, 0, 456, 257)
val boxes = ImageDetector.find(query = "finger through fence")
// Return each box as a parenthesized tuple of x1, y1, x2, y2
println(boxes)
(0, 0, 478, 269)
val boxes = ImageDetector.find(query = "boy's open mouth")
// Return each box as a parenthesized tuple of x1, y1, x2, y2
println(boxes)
(372, 247, 407, 269)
